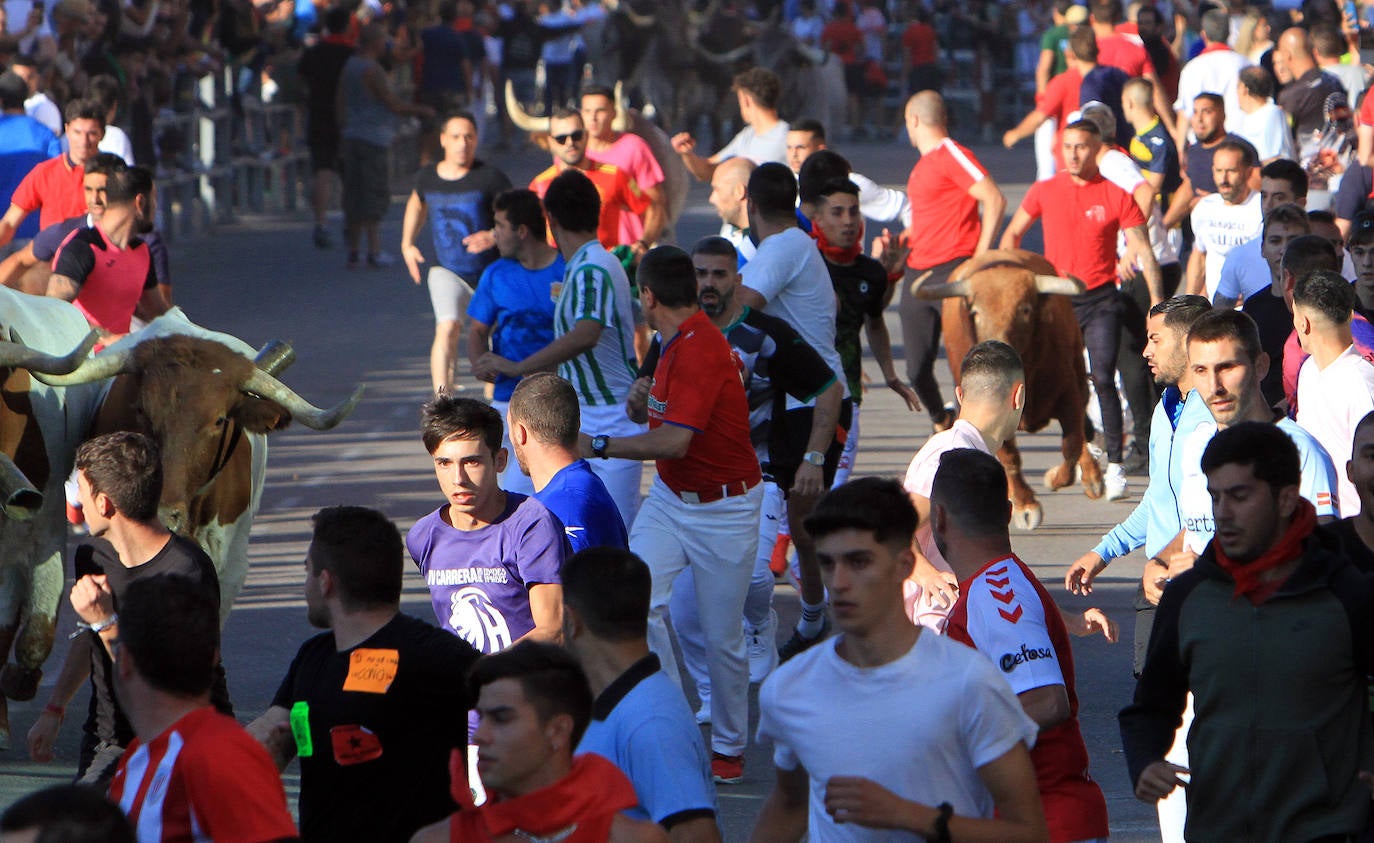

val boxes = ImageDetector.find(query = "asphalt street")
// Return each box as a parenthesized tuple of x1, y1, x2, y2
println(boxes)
(0, 129, 1163, 841)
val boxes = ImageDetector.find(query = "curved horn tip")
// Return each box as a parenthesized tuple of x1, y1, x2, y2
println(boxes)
(504, 81, 551, 134)
(915, 279, 971, 301)
(1032, 274, 1087, 296)
(307, 384, 366, 431)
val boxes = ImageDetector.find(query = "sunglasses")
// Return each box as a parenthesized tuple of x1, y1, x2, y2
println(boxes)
(552, 130, 586, 145)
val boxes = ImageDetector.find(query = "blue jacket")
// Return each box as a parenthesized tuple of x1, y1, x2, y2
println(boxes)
(1092, 387, 1209, 561)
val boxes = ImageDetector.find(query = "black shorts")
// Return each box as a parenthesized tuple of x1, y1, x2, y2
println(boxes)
(339, 137, 391, 224)
(843, 62, 865, 95)
(308, 131, 340, 173)
(766, 398, 853, 493)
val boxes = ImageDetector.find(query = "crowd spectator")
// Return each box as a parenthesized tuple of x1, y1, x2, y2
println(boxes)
(1273, 27, 1345, 142)
(0, 96, 104, 248)
(673, 68, 789, 182)
(297, 5, 353, 250)
(1234, 65, 1296, 163)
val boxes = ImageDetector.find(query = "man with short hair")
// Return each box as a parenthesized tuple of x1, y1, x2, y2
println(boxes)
(784, 118, 910, 228)
(8, 55, 58, 135)
(107, 575, 297, 841)
(0, 96, 105, 247)
(1162, 95, 1261, 229)
(1002, 119, 1160, 500)
(247, 506, 481, 842)
(507, 372, 628, 553)
(933, 448, 1110, 843)
(466, 188, 565, 496)
(564, 547, 721, 843)
(672, 68, 789, 182)
(0, 69, 56, 250)
(297, 5, 353, 249)
(1234, 65, 1297, 163)
(410, 641, 669, 843)
(1331, 411, 1374, 570)
(401, 111, 512, 396)
(26, 432, 229, 786)
(581, 246, 762, 784)
(1274, 27, 1346, 140)
(1186, 141, 1262, 300)
(0, 783, 134, 842)
(708, 157, 757, 264)
(1172, 8, 1250, 142)
(581, 85, 668, 251)
(529, 108, 650, 251)
(1121, 421, 1374, 843)
(1293, 270, 1374, 514)
(1003, 23, 1084, 171)
(47, 165, 168, 347)
(477, 169, 645, 527)
(750, 477, 1046, 843)
(1211, 160, 1308, 310)
(904, 91, 1005, 428)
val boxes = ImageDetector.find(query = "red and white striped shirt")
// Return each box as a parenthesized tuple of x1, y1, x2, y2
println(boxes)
(109, 707, 298, 843)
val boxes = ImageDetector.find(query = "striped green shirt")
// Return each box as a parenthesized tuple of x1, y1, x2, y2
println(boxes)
(554, 240, 638, 406)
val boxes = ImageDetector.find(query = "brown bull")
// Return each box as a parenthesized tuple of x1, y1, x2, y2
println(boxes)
(918, 249, 1103, 530)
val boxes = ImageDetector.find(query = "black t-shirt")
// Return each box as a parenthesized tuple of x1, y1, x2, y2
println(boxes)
(298, 40, 355, 131)
(412, 161, 512, 279)
(1277, 67, 1345, 140)
(271, 613, 479, 843)
(1333, 158, 1372, 222)
(75, 534, 228, 747)
(1186, 134, 1261, 194)
(1242, 287, 1291, 408)
(825, 255, 889, 404)
(1326, 518, 1374, 574)
(32, 215, 86, 263)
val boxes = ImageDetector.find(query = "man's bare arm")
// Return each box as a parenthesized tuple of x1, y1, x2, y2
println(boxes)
(0, 243, 38, 288)
(969, 177, 1007, 255)
(999, 207, 1036, 250)
(521, 583, 564, 645)
(245, 705, 296, 771)
(27, 632, 93, 762)
(640, 184, 667, 245)
(749, 765, 810, 843)
(46, 273, 80, 302)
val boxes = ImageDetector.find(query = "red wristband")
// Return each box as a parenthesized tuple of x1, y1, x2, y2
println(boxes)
(43, 703, 64, 718)
(886, 269, 904, 284)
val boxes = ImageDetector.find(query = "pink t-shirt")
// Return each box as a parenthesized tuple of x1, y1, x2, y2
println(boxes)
(586, 132, 664, 246)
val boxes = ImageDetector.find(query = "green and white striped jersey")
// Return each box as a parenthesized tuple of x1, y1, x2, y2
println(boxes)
(554, 240, 638, 406)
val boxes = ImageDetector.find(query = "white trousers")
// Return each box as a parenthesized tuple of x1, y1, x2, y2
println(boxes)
(1034, 117, 1058, 182)
(633, 476, 761, 756)
(1157, 693, 1194, 843)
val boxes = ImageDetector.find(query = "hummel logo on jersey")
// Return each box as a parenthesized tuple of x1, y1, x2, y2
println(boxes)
(1000, 644, 1053, 673)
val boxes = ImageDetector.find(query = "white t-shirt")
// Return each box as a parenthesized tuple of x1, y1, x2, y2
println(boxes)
(756, 632, 1039, 843)
(719, 223, 757, 263)
(1296, 345, 1374, 516)
(742, 226, 846, 396)
(716, 121, 790, 166)
(1213, 236, 1271, 304)
(901, 419, 991, 630)
(850, 171, 911, 229)
(1236, 101, 1297, 162)
(99, 125, 136, 165)
(1099, 147, 1180, 265)
(1173, 47, 1252, 133)
(1177, 417, 1340, 553)
(24, 92, 61, 136)
(1191, 190, 1262, 300)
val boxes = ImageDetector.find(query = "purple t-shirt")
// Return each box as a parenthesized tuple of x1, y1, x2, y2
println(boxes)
(406, 493, 568, 655)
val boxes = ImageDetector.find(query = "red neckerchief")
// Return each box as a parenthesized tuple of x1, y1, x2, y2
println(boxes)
(813, 220, 864, 265)
(448, 754, 638, 843)
(1212, 498, 1316, 603)
(1199, 43, 1233, 55)
(321, 33, 353, 46)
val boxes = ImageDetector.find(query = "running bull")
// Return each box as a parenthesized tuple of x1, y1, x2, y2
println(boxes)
(0, 294, 361, 744)
(916, 249, 1104, 530)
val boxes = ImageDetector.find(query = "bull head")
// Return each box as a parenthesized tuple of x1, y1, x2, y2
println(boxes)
(506, 81, 550, 135)
(915, 274, 1084, 300)
(0, 330, 99, 376)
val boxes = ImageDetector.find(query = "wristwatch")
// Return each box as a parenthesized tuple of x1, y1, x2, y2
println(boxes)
(591, 434, 610, 459)
(802, 450, 825, 467)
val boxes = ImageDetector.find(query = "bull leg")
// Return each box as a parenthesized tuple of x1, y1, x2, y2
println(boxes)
(1000, 437, 1043, 531)
(4, 549, 64, 705)
(0, 557, 33, 750)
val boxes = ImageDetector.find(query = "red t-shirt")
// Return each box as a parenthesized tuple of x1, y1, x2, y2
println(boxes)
(1021, 171, 1145, 289)
(108, 707, 298, 843)
(53, 224, 156, 335)
(902, 22, 937, 65)
(9, 155, 86, 230)
(1359, 89, 1374, 128)
(821, 19, 863, 65)
(530, 161, 649, 249)
(1096, 33, 1154, 77)
(906, 138, 988, 270)
(1035, 68, 1082, 170)
(946, 555, 1110, 843)
(647, 309, 760, 493)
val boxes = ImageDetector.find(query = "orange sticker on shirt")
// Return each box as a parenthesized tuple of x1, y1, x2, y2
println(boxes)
(550, 281, 563, 303)
(342, 648, 399, 694)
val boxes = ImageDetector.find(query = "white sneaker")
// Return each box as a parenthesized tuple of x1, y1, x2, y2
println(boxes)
(1105, 462, 1128, 501)
(695, 697, 711, 725)
(747, 610, 780, 683)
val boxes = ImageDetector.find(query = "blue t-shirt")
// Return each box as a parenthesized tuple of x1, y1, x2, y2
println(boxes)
(0, 114, 60, 240)
(405, 493, 568, 655)
(467, 254, 565, 401)
(577, 655, 718, 825)
(1079, 65, 1132, 147)
(534, 459, 627, 553)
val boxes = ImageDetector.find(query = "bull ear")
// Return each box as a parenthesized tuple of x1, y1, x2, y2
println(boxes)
(236, 397, 292, 433)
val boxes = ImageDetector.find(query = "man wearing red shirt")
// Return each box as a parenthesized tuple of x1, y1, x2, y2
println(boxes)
(932, 448, 1111, 843)
(1003, 57, 1082, 172)
(530, 108, 649, 250)
(0, 97, 105, 248)
(581, 246, 761, 786)
(902, 91, 1006, 428)
(1002, 119, 1160, 497)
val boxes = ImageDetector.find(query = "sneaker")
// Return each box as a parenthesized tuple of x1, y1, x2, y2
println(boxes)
(1105, 462, 1128, 501)
(1121, 440, 1148, 475)
(694, 702, 710, 726)
(747, 610, 780, 683)
(778, 616, 832, 664)
(312, 225, 332, 249)
(711, 753, 744, 784)
(367, 251, 397, 268)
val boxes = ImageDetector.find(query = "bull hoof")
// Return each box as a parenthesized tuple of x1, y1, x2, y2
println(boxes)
(1043, 465, 1074, 491)
(0, 664, 41, 701)
(1011, 504, 1043, 531)
(1083, 476, 1105, 499)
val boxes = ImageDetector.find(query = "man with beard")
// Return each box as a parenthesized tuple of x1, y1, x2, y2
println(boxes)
(1185, 141, 1262, 299)
(530, 108, 648, 250)
(1162, 95, 1259, 229)
(46, 165, 167, 348)
(247, 506, 480, 842)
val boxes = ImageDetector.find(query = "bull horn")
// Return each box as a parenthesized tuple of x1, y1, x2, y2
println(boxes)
(0, 330, 98, 375)
(0, 454, 41, 521)
(254, 340, 296, 377)
(30, 346, 136, 386)
(240, 368, 365, 431)
(695, 42, 753, 64)
(611, 81, 631, 133)
(621, 2, 655, 27)
(505, 81, 550, 135)
(1033, 274, 1086, 296)
(687, 0, 717, 26)
(915, 279, 971, 300)
(906, 270, 934, 297)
